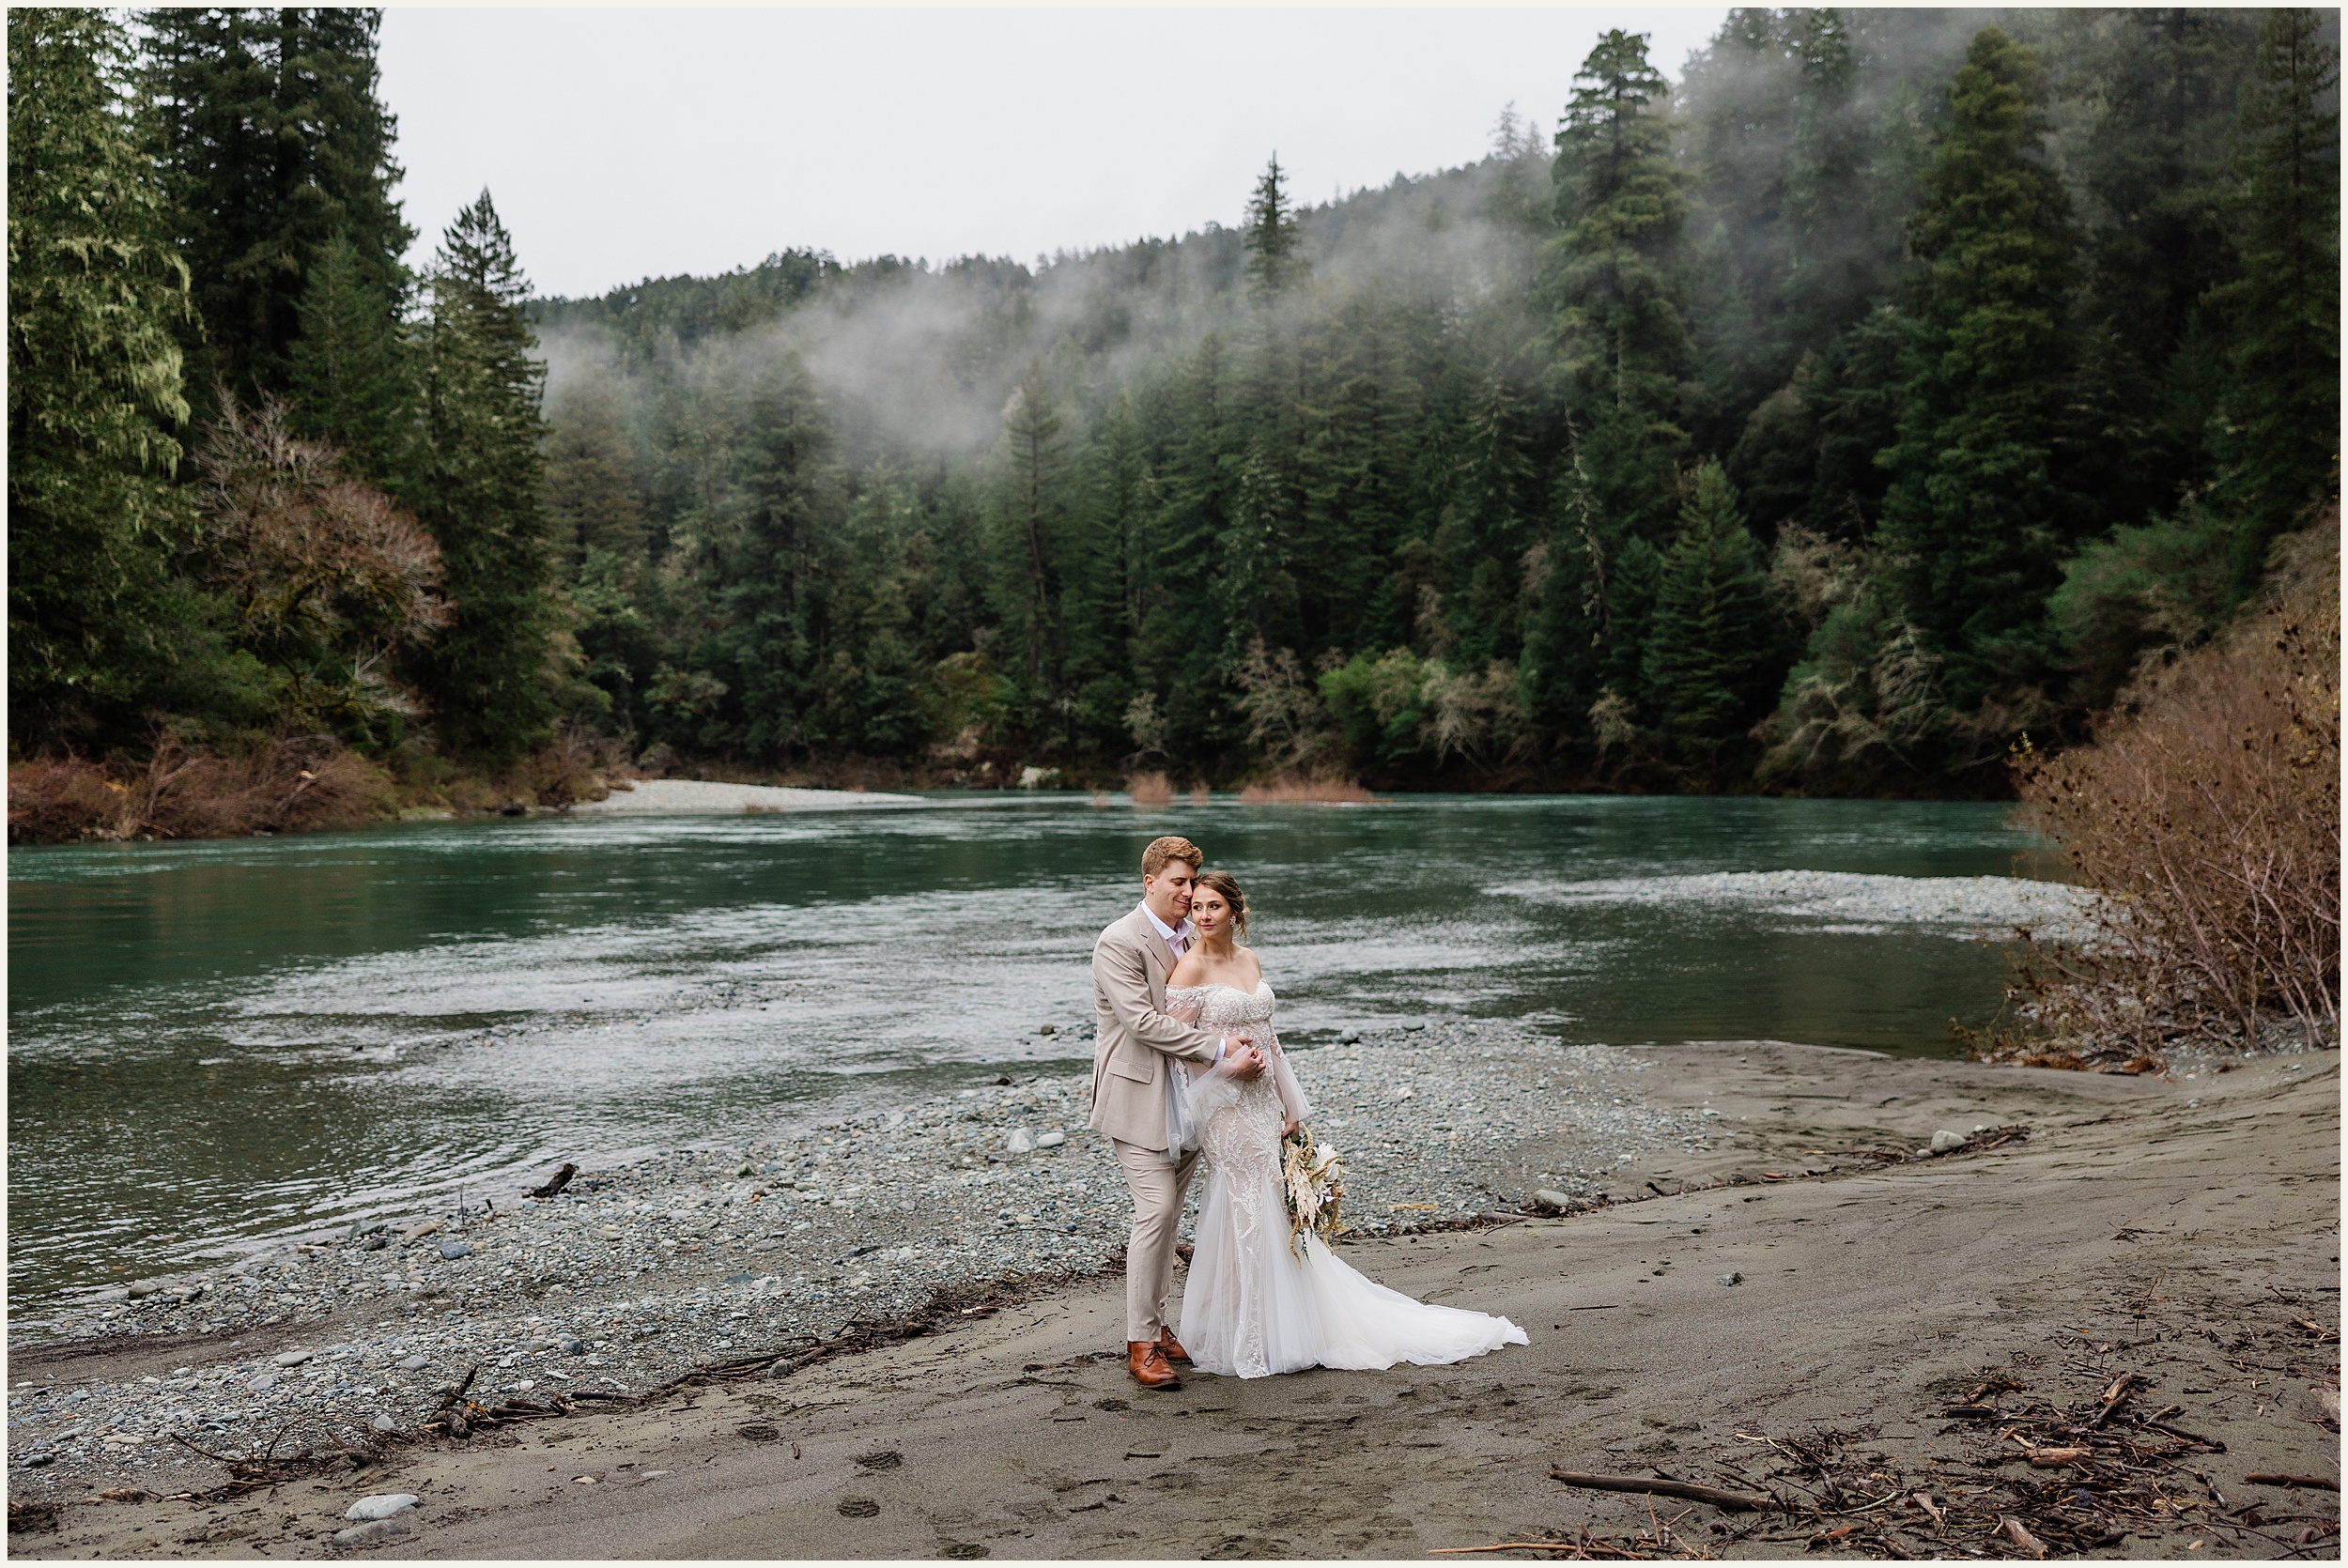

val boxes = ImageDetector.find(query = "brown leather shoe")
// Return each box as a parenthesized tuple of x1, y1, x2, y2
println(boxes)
(1127, 1340, 1181, 1390)
(1157, 1329, 1193, 1364)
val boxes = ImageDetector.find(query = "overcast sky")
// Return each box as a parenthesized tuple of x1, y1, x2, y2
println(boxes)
(377, 7, 1730, 300)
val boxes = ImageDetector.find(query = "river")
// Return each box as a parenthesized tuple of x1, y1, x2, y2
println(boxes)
(8, 793, 2068, 1307)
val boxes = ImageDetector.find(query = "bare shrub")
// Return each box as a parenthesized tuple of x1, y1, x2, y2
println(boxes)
(1126, 771, 1175, 807)
(1987, 519, 2340, 1068)
(9, 733, 394, 842)
(1230, 638, 1337, 773)
(1239, 774, 1377, 805)
(193, 396, 450, 731)
(507, 730, 629, 810)
(8, 756, 135, 842)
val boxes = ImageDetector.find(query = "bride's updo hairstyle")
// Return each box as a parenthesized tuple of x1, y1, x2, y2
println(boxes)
(1196, 870, 1248, 942)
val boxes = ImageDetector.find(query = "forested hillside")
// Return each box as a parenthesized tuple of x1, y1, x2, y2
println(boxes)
(10, 8, 2340, 811)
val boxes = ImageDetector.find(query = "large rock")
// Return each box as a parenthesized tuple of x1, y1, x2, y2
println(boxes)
(345, 1493, 420, 1521)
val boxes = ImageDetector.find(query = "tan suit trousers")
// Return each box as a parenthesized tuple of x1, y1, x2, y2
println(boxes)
(1113, 1135, 1199, 1343)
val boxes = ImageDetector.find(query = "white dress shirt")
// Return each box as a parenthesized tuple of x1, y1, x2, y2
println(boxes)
(1139, 900, 1195, 958)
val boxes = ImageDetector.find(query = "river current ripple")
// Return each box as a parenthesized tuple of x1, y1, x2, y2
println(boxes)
(8, 794, 2069, 1305)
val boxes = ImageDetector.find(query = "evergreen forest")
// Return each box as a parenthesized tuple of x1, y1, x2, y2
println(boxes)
(10, 8, 2340, 811)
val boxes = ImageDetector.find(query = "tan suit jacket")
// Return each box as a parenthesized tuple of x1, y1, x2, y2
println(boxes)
(1087, 905, 1222, 1149)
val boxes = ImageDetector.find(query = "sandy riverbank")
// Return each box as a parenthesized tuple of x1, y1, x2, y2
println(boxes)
(10, 1043, 2336, 1560)
(1, 1024, 1703, 1489)
(567, 779, 922, 815)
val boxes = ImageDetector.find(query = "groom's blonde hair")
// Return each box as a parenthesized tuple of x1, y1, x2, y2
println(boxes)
(1141, 836, 1202, 878)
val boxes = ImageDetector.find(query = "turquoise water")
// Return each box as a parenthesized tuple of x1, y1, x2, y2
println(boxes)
(8, 794, 2055, 1305)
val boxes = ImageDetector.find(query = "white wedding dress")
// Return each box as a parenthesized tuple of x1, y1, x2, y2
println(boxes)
(1164, 980, 1529, 1379)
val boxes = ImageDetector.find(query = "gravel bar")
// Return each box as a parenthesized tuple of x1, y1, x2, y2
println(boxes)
(6, 1022, 1710, 1492)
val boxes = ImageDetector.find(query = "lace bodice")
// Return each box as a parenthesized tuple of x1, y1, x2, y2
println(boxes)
(1164, 980, 1277, 1031)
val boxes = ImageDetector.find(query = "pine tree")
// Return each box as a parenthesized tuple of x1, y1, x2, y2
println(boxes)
(414, 191, 559, 756)
(716, 352, 844, 761)
(142, 8, 409, 409)
(1215, 440, 1300, 658)
(992, 360, 1074, 715)
(1681, 8, 1797, 421)
(2059, 9, 2261, 538)
(1545, 29, 1694, 545)
(1877, 27, 2078, 710)
(8, 9, 207, 746)
(1643, 460, 1780, 745)
(2207, 7, 2340, 586)
(544, 364, 647, 572)
(1244, 154, 1307, 303)
(286, 228, 417, 497)
(1778, 8, 1887, 353)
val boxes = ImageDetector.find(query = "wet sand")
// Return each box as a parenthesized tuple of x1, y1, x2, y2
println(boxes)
(15, 1043, 2337, 1560)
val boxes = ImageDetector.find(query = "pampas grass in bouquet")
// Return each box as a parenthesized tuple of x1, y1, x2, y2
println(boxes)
(1280, 1124, 1347, 1258)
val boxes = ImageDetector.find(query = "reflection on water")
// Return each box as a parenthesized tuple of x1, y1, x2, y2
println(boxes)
(8, 793, 2058, 1304)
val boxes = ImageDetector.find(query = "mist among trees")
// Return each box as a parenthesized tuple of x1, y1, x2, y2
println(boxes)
(11, 8, 2340, 798)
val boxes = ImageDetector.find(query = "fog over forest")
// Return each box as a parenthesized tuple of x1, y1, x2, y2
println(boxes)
(10, 7, 2339, 809)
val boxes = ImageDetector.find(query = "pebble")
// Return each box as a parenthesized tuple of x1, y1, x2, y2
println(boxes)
(1928, 1130, 1968, 1153)
(271, 1350, 312, 1366)
(1488, 868, 2093, 942)
(8, 1022, 1710, 1495)
(345, 1492, 419, 1521)
(438, 1240, 473, 1260)
(1718, 1272, 1743, 1286)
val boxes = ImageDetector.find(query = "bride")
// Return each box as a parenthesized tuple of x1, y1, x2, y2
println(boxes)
(1162, 871, 1528, 1379)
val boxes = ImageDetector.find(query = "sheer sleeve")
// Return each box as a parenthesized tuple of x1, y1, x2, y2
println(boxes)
(1264, 1019, 1313, 1123)
(1161, 987, 1237, 1158)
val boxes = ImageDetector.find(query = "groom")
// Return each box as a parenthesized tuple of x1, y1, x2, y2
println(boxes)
(1089, 835, 1266, 1390)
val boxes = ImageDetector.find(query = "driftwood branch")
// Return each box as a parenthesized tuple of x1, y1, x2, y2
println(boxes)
(2085, 1372, 2139, 1429)
(529, 1162, 578, 1199)
(1546, 1469, 1776, 1512)
(2244, 1473, 2340, 1491)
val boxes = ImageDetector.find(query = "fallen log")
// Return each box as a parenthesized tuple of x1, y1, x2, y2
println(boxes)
(1546, 1469, 1776, 1513)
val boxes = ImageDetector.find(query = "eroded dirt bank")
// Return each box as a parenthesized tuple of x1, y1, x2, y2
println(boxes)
(12, 1043, 2337, 1560)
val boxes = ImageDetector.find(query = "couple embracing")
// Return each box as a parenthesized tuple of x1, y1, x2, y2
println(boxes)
(1088, 835, 1527, 1390)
